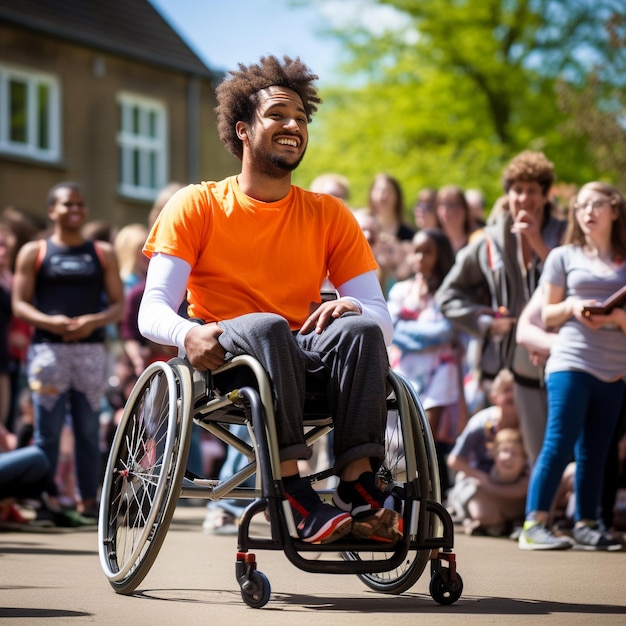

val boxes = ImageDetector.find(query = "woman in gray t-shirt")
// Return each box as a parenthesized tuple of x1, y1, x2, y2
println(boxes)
(519, 181, 626, 552)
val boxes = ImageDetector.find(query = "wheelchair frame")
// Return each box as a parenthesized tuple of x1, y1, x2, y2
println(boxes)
(98, 354, 462, 608)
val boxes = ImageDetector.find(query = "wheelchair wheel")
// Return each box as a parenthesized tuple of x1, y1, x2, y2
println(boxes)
(344, 371, 440, 594)
(98, 359, 193, 594)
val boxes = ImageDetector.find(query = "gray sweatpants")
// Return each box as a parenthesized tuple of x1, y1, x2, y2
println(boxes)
(217, 312, 388, 475)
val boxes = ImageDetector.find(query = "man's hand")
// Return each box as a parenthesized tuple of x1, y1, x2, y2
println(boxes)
(183, 323, 226, 370)
(510, 209, 550, 261)
(510, 209, 542, 243)
(300, 299, 361, 335)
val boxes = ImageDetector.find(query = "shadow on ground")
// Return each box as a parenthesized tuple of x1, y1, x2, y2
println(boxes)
(135, 587, 626, 617)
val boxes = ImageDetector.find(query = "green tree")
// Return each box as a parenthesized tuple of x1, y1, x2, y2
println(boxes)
(293, 0, 626, 214)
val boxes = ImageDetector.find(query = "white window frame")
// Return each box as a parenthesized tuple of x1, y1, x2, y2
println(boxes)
(117, 92, 168, 200)
(0, 63, 61, 161)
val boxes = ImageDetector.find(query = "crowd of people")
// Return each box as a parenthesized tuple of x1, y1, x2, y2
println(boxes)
(0, 56, 625, 554)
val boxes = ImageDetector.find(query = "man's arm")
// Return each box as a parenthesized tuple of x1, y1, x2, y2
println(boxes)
(435, 240, 492, 336)
(337, 271, 393, 345)
(137, 253, 196, 348)
(299, 271, 393, 345)
(138, 253, 226, 371)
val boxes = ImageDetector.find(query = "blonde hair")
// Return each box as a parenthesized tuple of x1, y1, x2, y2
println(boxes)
(491, 368, 514, 394)
(114, 223, 149, 279)
(310, 173, 350, 201)
(148, 182, 184, 228)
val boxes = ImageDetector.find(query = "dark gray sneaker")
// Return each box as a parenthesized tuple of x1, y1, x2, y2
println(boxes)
(572, 523, 622, 551)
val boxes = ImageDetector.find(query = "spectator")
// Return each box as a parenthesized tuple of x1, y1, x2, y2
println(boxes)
(519, 288, 626, 531)
(0, 417, 93, 528)
(413, 187, 439, 231)
(82, 220, 117, 244)
(519, 181, 626, 551)
(387, 228, 460, 493)
(113, 223, 149, 293)
(435, 151, 565, 457)
(367, 173, 415, 290)
(2, 206, 46, 270)
(465, 188, 487, 232)
(367, 172, 414, 242)
(447, 369, 521, 530)
(353, 208, 394, 296)
(310, 173, 350, 204)
(0, 442, 51, 527)
(12, 181, 124, 520)
(0, 223, 16, 429)
(514, 285, 555, 465)
(148, 182, 185, 228)
(454, 428, 528, 537)
(119, 184, 183, 378)
(435, 185, 473, 256)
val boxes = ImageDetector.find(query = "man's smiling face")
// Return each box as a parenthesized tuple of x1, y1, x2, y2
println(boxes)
(240, 86, 308, 177)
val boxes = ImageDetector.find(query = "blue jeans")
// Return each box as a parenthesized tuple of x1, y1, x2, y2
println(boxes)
(33, 389, 101, 501)
(526, 371, 625, 521)
(0, 446, 51, 499)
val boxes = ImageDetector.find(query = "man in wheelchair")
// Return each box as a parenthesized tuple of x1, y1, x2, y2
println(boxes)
(138, 55, 400, 545)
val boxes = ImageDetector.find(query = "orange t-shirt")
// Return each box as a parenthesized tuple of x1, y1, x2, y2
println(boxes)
(143, 177, 378, 330)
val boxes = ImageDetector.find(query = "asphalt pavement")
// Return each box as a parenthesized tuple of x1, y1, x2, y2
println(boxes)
(2, 504, 626, 625)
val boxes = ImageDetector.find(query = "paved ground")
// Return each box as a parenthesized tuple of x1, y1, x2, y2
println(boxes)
(2, 505, 626, 625)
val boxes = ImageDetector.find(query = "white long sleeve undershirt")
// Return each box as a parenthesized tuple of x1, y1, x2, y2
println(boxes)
(138, 253, 393, 349)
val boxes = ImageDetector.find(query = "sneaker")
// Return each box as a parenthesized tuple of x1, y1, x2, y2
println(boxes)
(0, 502, 31, 529)
(78, 503, 99, 520)
(572, 522, 622, 551)
(202, 507, 239, 536)
(333, 472, 403, 543)
(518, 521, 573, 550)
(284, 476, 352, 544)
(60, 508, 98, 527)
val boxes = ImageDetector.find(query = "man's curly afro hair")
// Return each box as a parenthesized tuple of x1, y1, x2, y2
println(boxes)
(501, 150, 555, 195)
(215, 55, 321, 160)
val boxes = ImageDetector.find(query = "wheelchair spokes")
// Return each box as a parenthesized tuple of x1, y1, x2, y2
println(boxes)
(98, 360, 193, 594)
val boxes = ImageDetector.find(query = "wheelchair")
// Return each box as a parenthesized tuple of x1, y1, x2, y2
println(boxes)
(98, 353, 463, 609)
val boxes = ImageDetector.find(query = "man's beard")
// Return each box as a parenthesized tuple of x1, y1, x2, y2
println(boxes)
(249, 141, 306, 178)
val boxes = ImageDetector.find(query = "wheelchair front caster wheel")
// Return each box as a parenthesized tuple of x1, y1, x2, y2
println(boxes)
(429, 570, 463, 605)
(240, 570, 271, 608)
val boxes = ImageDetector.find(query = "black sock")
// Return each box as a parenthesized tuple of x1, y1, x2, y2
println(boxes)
(283, 474, 322, 509)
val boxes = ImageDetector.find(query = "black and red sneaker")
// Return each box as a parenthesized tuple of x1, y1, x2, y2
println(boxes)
(333, 471, 403, 543)
(284, 476, 352, 544)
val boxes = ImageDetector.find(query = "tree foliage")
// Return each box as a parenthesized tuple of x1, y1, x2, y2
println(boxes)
(293, 0, 626, 215)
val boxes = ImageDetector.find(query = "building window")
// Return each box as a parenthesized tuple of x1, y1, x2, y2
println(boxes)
(0, 64, 60, 161)
(117, 93, 167, 200)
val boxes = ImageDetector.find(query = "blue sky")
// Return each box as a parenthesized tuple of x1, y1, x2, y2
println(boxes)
(149, 1, 411, 84)
(149, 0, 345, 83)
